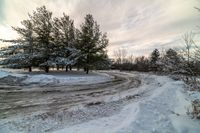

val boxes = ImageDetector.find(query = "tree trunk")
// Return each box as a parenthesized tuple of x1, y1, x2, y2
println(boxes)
(77, 66, 80, 71)
(66, 66, 68, 72)
(86, 67, 89, 74)
(28, 66, 32, 72)
(69, 65, 72, 71)
(57, 65, 59, 71)
(45, 66, 49, 73)
(86, 54, 89, 74)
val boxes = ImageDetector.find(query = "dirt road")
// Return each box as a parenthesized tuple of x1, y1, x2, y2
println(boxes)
(0, 71, 158, 133)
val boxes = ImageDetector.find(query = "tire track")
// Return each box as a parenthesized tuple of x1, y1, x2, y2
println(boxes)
(0, 72, 140, 119)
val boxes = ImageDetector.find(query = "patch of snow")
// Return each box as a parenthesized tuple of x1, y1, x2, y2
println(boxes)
(170, 87, 200, 133)
(188, 91, 200, 101)
(170, 115, 200, 133)
(22, 73, 112, 86)
(0, 70, 11, 78)
(22, 74, 59, 85)
(0, 70, 25, 78)
(53, 102, 140, 133)
(0, 69, 113, 86)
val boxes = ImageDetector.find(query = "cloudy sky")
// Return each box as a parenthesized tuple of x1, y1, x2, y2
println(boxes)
(0, 0, 200, 57)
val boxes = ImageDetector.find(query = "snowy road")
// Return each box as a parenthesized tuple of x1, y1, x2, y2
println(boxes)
(0, 71, 199, 133)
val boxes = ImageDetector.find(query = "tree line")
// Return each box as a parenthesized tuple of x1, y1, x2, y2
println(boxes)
(112, 41, 200, 91)
(112, 7, 200, 79)
(113, 45, 200, 75)
(0, 6, 109, 74)
(0, 6, 199, 78)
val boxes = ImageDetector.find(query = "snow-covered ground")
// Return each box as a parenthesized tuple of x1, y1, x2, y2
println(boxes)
(23, 73, 112, 86)
(0, 70, 200, 133)
(0, 69, 113, 86)
(0, 70, 24, 78)
(53, 74, 200, 133)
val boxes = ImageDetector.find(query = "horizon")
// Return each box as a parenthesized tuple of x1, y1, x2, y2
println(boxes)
(0, 0, 200, 57)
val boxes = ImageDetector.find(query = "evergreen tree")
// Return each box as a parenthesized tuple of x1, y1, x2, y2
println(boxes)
(78, 14, 109, 74)
(29, 6, 54, 73)
(52, 14, 82, 71)
(0, 19, 35, 72)
(0, 7, 109, 74)
(149, 49, 160, 71)
(58, 14, 76, 71)
(135, 56, 149, 72)
(162, 48, 183, 73)
(52, 17, 63, 70)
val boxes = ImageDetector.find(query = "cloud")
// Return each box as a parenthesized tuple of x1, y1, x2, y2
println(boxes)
(0, 0, 200, 56)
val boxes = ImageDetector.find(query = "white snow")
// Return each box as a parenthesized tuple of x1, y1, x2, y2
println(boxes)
(22, 73, 112, 85)
(0, 70, 24, 78)
(1, 70, 200, 133)
(53, 74, 200, 133)
(169, 88, 200, 133)
(0, 70, 10, 78)
(0, 69, 113, 86)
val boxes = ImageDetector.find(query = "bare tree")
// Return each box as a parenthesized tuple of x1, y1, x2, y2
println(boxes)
(194, 7, 200, 61)
(183, 32, 194, 66)
(113, 48, 127, 64)
(128, 54, 134, 64)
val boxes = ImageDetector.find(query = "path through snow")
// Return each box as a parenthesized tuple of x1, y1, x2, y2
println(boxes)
(53, 74, 200, 133)
(0, 70, 199, 133)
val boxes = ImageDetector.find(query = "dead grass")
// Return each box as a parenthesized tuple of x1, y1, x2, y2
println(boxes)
(191, 99, 200, 119)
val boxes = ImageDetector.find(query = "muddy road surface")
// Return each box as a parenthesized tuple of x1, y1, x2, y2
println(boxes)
(0, 71, 157, 133)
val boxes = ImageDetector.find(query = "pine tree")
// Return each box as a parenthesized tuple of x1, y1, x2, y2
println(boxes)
(51, 14, 82, 72)
(52, 17, 63, 70)
(0, 7, 109, 74)
(149, 49, 160, 71)
(78, 14, 109, 74)
(135, 56, 149, 72)
(162, 48, 183, 73)
(29, 6, 54, 73)
(0, 19, 35, 72)
(59, 14, 76, 71)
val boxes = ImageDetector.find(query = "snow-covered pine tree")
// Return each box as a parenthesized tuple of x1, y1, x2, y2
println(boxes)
(93, 33, 111, 70)
(78, 14, 109, 74)
(162, 48, 184, 74)
(149, 49, 160, 72)
(0, 19, 35, 72)
(51, 14, 82, 72)
(29, 6, 54, 73)
(58, 14, 77, 71)
(194, 46, 200, 75)
(1, 7, 109, 74)
(0, 44, 23, 68)
(73, 29, 84, 70)
(52, 17, 63, 70)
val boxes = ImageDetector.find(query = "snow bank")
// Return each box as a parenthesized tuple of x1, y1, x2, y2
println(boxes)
(0, 70, 24, 78)
(0, 69, 113, 86)
(0, 70, 11, 78)
(22, 74, 112, 86)
(170, 89, 200, 133)
(22, 74, 59, 85)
